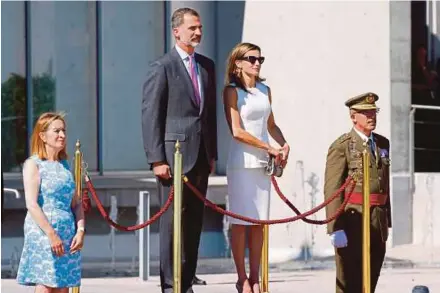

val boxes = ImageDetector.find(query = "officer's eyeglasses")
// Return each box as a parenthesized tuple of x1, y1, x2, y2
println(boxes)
(240, 56, 265, 65)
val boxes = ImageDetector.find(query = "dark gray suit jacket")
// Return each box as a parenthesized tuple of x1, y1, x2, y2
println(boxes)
(142, 47, 218, 174)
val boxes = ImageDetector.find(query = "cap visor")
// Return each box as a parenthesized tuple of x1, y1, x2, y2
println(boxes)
(351, 104, 377, 110)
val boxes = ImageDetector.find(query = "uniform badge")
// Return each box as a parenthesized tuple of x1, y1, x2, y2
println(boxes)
(349, 139, 357, 153)
(379, 148, 388, 158)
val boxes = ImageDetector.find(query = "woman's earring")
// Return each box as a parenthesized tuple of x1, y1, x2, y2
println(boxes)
(236, 67, 242, 76)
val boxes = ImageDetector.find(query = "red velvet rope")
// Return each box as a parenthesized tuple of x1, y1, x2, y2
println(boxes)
(82, 188, 92, 214)
(83, 175, 173, 231)
(183, 176, 355, 225)
(271, 176, 356, 224)
(83, 172, 355, 228)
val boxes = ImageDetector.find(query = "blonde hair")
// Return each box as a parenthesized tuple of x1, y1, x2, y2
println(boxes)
(30, 112, 68, 160)
(224, 42, 265, 92)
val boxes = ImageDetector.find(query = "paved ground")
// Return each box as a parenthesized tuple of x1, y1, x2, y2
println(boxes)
(3, 244, 440, 292)
(3, 267, 440, 293)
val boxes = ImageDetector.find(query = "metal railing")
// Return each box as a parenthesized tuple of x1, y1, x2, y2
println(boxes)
(409, 104, 440, 192)
(3, 188, 21, 199)
(138, 191, 150, 281)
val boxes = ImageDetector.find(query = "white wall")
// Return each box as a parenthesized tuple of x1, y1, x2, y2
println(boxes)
(413, 173, 440, 246)
(238, 1, 391, 261)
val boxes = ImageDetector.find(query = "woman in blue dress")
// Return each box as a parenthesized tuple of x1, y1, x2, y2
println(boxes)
(17, 112, 85, 292)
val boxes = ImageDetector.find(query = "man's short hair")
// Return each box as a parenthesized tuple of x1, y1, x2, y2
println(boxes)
(171, 7, 199, 29)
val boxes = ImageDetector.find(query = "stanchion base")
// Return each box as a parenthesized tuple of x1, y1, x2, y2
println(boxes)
(412, 285, 429, 293)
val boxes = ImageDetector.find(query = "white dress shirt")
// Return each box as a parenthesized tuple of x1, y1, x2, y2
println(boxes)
(353, 127, 375, 151)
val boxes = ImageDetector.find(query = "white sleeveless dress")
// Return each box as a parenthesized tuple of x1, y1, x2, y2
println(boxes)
(226, 82, 272, 225)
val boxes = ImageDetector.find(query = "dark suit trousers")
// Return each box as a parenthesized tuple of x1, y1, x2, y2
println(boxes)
(156, 144, 210, 293)
(335, 208, 386, 293)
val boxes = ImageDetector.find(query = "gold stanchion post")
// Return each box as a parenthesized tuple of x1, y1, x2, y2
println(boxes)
(72, 140, 82, 293)
(260, 224, 269, 293)
(173, 141, 183, 293)
(362, 148, 371, 293)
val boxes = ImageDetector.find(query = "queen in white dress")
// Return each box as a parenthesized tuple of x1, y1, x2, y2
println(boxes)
(223, 42, 290, 293)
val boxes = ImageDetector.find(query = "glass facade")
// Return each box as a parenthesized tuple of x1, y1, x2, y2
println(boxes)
(1, 2, 27, 172)
(30, 1, 98, 170)
(100, 2, 162, 171)
(1, 1, 163, 173)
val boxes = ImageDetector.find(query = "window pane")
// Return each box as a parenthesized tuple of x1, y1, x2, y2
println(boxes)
(1, 1, 27, 172)
(30, 1, 98, 170)
(100, 2, 164, 171)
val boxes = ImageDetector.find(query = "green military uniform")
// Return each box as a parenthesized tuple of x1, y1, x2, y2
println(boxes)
(324, 92, 392, 293)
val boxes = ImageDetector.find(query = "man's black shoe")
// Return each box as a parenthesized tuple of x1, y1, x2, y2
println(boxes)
(192, 276, 207, 286)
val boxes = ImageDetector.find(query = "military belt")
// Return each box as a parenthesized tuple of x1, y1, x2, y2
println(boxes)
(346, 192, 387, 206)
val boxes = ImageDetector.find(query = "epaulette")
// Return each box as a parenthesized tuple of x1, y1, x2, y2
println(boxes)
(337, 133, 351, 144)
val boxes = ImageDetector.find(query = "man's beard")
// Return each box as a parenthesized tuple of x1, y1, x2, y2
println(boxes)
(190, 41, 200, 48)
(179, 37, 200, 49)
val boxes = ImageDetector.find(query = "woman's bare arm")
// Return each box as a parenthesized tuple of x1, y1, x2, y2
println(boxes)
(23, 159, 57, 237)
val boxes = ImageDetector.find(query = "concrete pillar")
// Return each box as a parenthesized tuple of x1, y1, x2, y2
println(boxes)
(389, 1, 412, 246)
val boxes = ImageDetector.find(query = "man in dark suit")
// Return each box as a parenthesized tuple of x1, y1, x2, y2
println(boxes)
(141, 7, 217, 293)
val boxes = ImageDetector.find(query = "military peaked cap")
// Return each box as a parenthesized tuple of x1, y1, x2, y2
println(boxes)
(345, 92, 379, 111)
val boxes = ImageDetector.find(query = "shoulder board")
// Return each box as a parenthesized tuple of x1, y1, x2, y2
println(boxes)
(338, 133, 351, 144)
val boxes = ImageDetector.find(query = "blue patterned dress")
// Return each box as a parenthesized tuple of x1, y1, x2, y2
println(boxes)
(17, 155, 81, 287)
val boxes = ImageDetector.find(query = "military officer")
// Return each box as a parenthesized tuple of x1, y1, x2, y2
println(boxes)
(324, 92, 392, 293)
